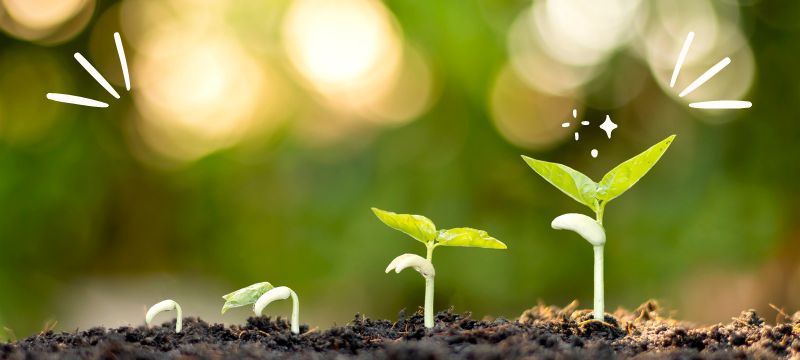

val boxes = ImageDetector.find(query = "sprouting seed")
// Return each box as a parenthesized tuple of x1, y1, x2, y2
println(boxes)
(145, 299, 182, 332)
(254, 286, 300, 334)
(221, 282, 301, 334)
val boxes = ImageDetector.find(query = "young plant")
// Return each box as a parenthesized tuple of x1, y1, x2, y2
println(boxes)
(221, 282, 300, 334)
(371, 207, 507, 329)
(522, 135, 675, 321)
(145, 299, 182, 332)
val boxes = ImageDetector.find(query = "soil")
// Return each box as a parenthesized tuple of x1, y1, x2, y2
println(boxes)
(2, 301, 799, 359)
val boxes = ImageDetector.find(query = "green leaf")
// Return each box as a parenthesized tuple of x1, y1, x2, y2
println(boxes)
(221, 282, 273, 314)
(596, 135, 676, 203)
(521, 156, 598, 212)
(436, 227, 507, 249)
(371, 207, 437, 244)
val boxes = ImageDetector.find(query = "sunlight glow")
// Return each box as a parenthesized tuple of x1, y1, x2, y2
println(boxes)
(282, 0, 401, 98)
(0, 0, 94, 42)
(132, 27, 273, 161)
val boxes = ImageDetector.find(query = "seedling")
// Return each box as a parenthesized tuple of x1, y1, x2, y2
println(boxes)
(371, 207, 507, 328)
(221, 282, 300, 334)
(522, 135, 675, 321)
(145, 299, 182, 332)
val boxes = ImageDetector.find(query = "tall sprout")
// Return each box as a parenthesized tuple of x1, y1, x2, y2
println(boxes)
(522, 135, 676, 320)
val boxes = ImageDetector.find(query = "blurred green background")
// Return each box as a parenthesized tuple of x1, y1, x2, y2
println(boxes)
(1, 0, 799, 338)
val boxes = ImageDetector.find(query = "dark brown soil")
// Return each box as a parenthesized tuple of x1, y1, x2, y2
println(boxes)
(2, 301, 799, 359)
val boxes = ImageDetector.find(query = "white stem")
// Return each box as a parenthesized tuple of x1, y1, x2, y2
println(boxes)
(424, 276, 434, 328)
(593, 245, 604, 321)
(254, 286, 300, 334)
(385, 253, 436, 328)
(145, 299, 182, 332)
(289, 289, 299, 334)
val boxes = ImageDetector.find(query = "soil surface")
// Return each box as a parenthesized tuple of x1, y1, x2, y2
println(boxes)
(2, 301, 799, 359)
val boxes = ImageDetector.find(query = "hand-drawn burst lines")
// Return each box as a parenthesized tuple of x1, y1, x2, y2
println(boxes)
(46, 32, 130, 108)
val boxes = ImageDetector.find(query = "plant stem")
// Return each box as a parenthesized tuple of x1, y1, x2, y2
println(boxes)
(423, 243, 435, 328)
(592, 245, 604, 321)
(593, 203, 606, 321)
(424, 276, 434, 328)
(595, 202, 605, 225)
(175, 302, 183, 333)
(289, 289, 300, 334)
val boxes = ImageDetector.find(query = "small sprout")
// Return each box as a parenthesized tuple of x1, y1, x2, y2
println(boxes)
(222, 282, 301, 334)
(522, 135, 675, 320)
(254, 286, 300, 334)
(221, 282, 273, 314)
(372, 207, 506, 329)
(145, 299, 182, 332)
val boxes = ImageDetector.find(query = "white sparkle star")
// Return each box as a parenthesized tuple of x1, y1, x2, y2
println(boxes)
(599, 115, 617, 139)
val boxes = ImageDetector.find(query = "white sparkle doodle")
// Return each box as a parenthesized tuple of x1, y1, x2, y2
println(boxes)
(599, 115, 617, 139)
(670, 32, 751, 110)
(563, 110, 618, 158)
(670, 31, 694, 88)
(46, 32, 130, 108)
(689, 100, 752, 109)
(562, 108, 577, 128)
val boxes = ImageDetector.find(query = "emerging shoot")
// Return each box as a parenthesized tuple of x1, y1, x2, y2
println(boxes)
(221, 282, 301, 334)
(255, 286, 300, 334)
(522, 135, 675, 320)
(372, 207, 507, 329)
(145, 299, 182, 332)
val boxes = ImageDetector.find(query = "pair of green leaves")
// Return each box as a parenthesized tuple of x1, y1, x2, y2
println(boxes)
(522, 135, 675, 215)
(371, 208, 507, 249)
(221, 282, 273, 314)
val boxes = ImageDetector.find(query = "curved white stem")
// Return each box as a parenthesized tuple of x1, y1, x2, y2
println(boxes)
(254, 286, 300, 334)
(552, 213, 607, 320)
(145, 299, 182, 332)
(386, 253, 436, 328)
(551, 213, 605, 246)
(385, 253, 435, 278)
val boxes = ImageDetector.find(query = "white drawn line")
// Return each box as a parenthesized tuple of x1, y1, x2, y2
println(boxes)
(670, 32, 694, 88)
(114, 32, 130, 91)
(74, 53, 120, 99)
(46, 93, 109, 108)
(689, 100, 752, 109)
(678, 57, 731, 98)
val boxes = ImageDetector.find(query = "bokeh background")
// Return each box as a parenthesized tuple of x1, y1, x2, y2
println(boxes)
(0, 0, 798, 339)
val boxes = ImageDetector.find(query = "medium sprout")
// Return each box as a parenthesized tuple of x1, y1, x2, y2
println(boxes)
(371, 207, 507, 329)
(221, 282, 301, 334)
(145, 299, 182, 332)
(522, 135, 675, 321)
